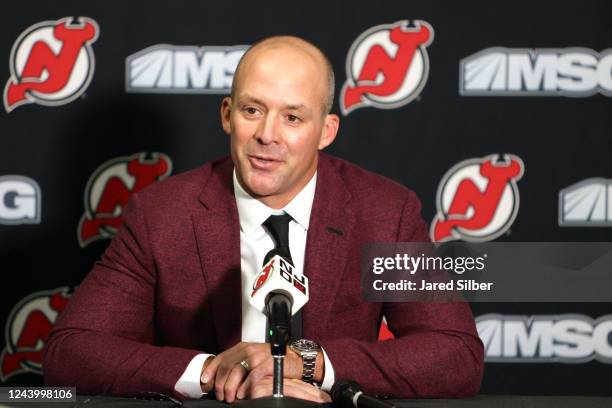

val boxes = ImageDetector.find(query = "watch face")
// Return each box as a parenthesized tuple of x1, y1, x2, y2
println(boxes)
(292, 339, 318, 352)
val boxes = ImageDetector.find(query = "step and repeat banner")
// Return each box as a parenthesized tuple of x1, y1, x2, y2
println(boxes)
(1, 0, 611, 396)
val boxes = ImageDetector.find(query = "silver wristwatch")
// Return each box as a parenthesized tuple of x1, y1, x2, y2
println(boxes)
(289, 339, 320, 383)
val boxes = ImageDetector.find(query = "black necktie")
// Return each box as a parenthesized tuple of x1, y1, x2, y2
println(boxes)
(263, 213, 302, 341)
(263, 214, 294, 264)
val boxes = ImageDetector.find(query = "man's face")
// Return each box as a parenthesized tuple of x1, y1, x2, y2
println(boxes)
(221, 46, 338, 208)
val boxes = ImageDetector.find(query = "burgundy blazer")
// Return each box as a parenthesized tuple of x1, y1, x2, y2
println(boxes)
(44, 153, 483, 399)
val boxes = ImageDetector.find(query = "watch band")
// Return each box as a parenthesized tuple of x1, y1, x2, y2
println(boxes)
(301, 350, 317, 383)
(289, 339, 320, 383)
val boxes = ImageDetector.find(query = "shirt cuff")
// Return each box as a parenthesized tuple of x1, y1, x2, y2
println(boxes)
(174, 353, 214, 399)
(320, 346, 335, 392)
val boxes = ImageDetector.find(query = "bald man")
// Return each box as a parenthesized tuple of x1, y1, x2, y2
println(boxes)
(44, 36, 483, 403)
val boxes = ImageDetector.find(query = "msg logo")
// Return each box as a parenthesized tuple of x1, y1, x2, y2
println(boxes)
(0, 176, 41, 225)
(477, 314, 612, 363)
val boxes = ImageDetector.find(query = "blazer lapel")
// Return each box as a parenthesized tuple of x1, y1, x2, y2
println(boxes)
(303, 155, 356, 339)
(192, 158, 242, 351)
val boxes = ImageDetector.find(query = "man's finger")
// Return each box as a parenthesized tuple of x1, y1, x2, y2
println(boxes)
(236, 379, 248, 400)
(200, 356, 217, 393)
(201, 342, 246, 384)
(237, 362, 271, 399)
(223, 364, 248, 403)
(237, 348, 303, 398)
(283, 379, 330, 402)
(201, 354, 222, 385)
(214, 362, 235, 401)
(250, 377, 331, 403)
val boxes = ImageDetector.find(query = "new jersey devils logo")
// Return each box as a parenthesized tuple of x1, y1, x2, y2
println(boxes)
(252, 262, 273, 296)
(340, 20, 434, 116)
(78, 152, 172, 248)
(1, 287, 72, 381)
(4, 17, 99, 113)
(430, 154, 524, 242)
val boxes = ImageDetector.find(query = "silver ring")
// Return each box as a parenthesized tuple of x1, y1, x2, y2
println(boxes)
(239, 360, 250, 371)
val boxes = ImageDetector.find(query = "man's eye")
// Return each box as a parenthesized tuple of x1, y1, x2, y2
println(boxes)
(245, 107, 258, 115)
(287, 114, 300, 123)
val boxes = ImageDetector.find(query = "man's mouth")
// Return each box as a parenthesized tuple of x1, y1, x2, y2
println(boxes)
(248, 155, 282, 171)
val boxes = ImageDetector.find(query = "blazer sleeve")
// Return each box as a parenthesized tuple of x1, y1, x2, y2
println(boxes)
(43, 193, 201, 400)
(318, 191, 484, 398)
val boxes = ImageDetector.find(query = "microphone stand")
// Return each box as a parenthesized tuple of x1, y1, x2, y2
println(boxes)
(269, 293, 289, 398)
(238, 294, 320, 408)
(273, 355, 284, 397)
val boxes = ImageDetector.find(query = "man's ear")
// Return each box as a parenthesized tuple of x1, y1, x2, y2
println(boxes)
(220, 97, 232, 135)
(318, 113, 340, 150)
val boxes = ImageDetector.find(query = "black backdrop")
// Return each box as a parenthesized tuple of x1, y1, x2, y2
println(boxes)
(1, 0, 611, 396)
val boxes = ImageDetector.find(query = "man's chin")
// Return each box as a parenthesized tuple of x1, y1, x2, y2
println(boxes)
(242, 175, 282, 199)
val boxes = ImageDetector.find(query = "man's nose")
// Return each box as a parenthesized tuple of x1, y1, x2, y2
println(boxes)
(255, 114, 280, 145)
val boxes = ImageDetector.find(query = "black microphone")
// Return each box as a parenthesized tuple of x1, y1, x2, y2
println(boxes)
(266, 292, 291, 356)
(331, 380, 396, 408)
(249, 253, 309, 355)
(249, 253, 310, 398)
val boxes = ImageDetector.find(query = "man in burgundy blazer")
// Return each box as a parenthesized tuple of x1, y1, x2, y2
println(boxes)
(44, 36, 483, 401)
(44, 153, 483, 399)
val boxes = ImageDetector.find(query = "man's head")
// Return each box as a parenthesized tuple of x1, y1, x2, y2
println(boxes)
(221, 36, 340, 209)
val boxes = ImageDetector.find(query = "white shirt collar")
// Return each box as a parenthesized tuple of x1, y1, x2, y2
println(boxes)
(233, 169, 317, 235)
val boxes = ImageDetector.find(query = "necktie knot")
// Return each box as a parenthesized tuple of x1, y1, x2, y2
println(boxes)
(263, 213, 293, 263)
(264, 214, 292, 248)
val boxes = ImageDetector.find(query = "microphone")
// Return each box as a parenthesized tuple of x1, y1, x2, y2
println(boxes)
(331, 380, 396, 408)
(266, 292, 291, 356)
(249, 253, 309, 355)
(249, 253, 309, 316)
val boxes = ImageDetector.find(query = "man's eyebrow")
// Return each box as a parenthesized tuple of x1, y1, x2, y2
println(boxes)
(237, 95, 266, 106)
(237, 94, 310, 112)
(284, 103, 308, 112)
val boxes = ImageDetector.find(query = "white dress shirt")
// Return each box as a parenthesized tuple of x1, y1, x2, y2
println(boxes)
(174, 170, 335, 398)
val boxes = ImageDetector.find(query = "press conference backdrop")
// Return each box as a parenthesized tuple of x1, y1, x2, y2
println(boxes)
(1, 0, 611, 396)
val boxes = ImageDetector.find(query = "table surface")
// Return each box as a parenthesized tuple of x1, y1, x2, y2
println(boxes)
(4, 395, 612, 408)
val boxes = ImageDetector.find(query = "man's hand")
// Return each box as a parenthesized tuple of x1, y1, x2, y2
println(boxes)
(200, 342, 303, 403)
(250, 377, 331, 403)
(237, 345, 326, 401)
